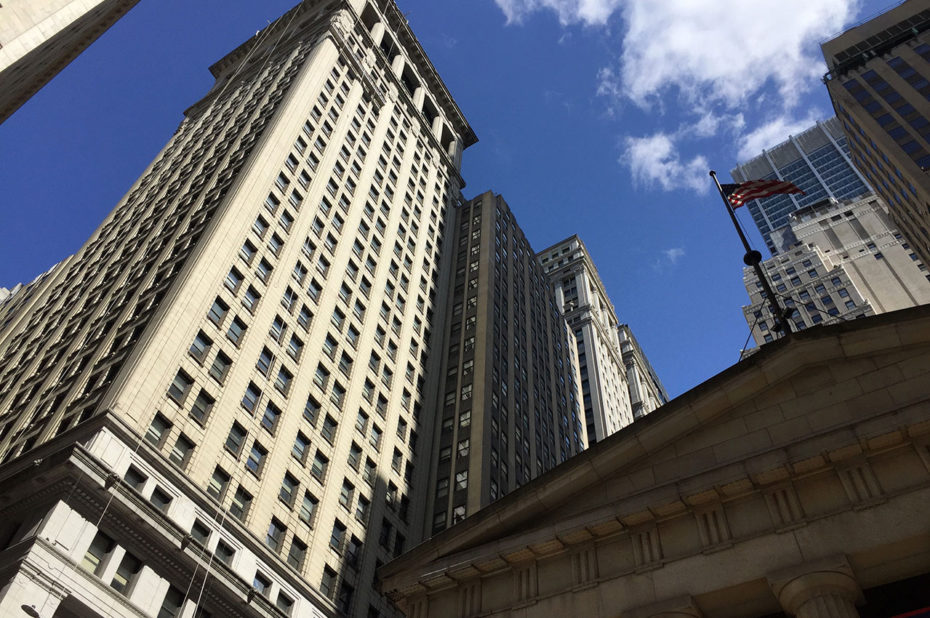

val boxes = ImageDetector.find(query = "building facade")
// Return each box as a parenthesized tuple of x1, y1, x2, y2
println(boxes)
(538, 236, 666, 444)
(743, 195, 930, 346)
(0, 0, 477, 616)
(423, 192, 586, 537)
(0, 0, 141, 123)
(380, 306, 930, 618)
(730, 117, 872, 255)
(822, 0, 930, 267)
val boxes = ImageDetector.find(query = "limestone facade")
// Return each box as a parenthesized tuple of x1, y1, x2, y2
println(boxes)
(0, 0, 141, 122)
(380, 306, 930, 617)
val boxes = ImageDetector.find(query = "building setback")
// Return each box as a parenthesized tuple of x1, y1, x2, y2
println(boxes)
(822, 0, 930, 267)
(743, 194, 930, 346)
(538, 236, 666, 444)
(424, 192, 586, 536)
(0, 0, 141, 123)
(730, 117, 872, 255)
(0, 1, 476, 616)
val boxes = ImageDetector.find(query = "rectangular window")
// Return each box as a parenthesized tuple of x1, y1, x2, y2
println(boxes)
(287, 537, 307, 570)
(167, 370, 193, 405)
(215, 540, 235, 565)
(145, 413, 172, 447)
(110, 552, 142, 595)
(262, 402, 281, 433)
(267, 518, 286, 552)
(241, 382, 261, 413)
(190, 390, 214, 423)
(207, 467, 230, 500)
(246, 442, 268, 476)
(231, 486, 253, 521)
(225, 422, 247, 456)
(209, 351, 232, 383)
(280, 473, 299, 506)
(299, 492, 318, 525)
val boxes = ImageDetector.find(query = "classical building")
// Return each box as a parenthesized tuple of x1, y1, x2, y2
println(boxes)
(380, 305, 930, 617)
(0, 0, 476, 616)
(743, 194, 930, 346)
(538, 236, 666, 444)
(0, 0, 141, 123)
(423, 192, 586, 537)
(730, 117, 872, 255)
(822, 0, 930, 267)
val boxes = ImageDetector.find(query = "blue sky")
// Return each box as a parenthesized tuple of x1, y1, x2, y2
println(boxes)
(0, 0, 892, 397)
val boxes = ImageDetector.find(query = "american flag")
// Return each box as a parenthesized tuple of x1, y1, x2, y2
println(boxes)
(720, 179, 805, 208)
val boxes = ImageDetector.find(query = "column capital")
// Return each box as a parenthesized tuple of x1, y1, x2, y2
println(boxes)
(768, 555, 862, 616)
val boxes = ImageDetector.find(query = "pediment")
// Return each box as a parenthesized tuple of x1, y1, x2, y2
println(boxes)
(381, 307, 930, 593)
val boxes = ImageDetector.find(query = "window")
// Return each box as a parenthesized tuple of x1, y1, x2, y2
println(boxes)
(287, 335, 304, 360)
(457, 438, 470, 458)
(280, 473, 299, 506)
(225, 422, 247, 456)
(227, 317, 247, 345)
(293, 432, 310, 462)
(275, 367, 293, 395)
(253, 572, 272, 597)
(455, 470, 468, 490)
(311, 452, 329, 482)
(169, 434, 194, 467)
(299, 492, 319, 525)
(242, 286, 261, 312)
(81, 531, 114, 574)
(322, 415, 338, 443)
(262, 402, 281, 433)
(167, 370, 194, 405)
(207, 467, 230, 500)
(207, 298, 229, 326)
(190, 520, 210, 545)
(321, 567, 338, 599)
(190, 390, 214, 423)
(304, 396, 321, 426)
(215, 539, 235, 565)
(246, 442, 268, 475)
(158, 586, 185, 618)
(209, 351, 232, 383)
(110, 552, 142, 595)
(267, 518, 286, 552)
(189, 331, 212, 363)
(330, 520, 347, 552)
(256, 347, 274, 376)
(269, 315, 286, 342)
(339, 480, 355, 508)
(348, 442, 362, 470)
(224, 267, 244, 293)
(145, 413, 172, 447)
(287, 537, 307, 570)
(150, 487, 172, 513)
(241, 382, 261, 413)
(436, 477, 449, 499)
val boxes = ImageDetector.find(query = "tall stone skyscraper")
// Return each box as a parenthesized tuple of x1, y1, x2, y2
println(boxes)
(730, 118, 872, 255)
(538, 236, 666, 444)
(0, 0, 141, 123)
(742, 195, 930, 346)
(0, 1, 475, 616)
(822, 0, 930, 267)
(423, 192, 586, 536)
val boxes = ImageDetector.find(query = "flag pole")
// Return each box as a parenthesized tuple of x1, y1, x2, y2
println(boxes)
(709, 170, 793, 334)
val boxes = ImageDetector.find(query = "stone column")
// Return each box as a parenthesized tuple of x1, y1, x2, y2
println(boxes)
(769, 557, 862, 618)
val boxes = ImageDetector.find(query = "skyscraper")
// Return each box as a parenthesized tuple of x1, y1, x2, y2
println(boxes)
(424, 192, 586, 536)
(730, 117, 872, 255)
(0, 1, 475, 616)
(538, 236, 666, 444)
(0, 0, 141, 123)
(822, 0, 930, 268)
(742, 195, 930, 347)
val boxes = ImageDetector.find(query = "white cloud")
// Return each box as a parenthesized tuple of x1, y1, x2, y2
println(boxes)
(735, 110, 824, 160)
(495, 0, 623, 25)
(616, 0, 857, 111)
(623, 133, 708, 194)
(663, 247, 685, 264)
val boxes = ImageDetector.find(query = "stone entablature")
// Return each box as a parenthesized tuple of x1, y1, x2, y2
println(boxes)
(380, 306, 930, 617)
